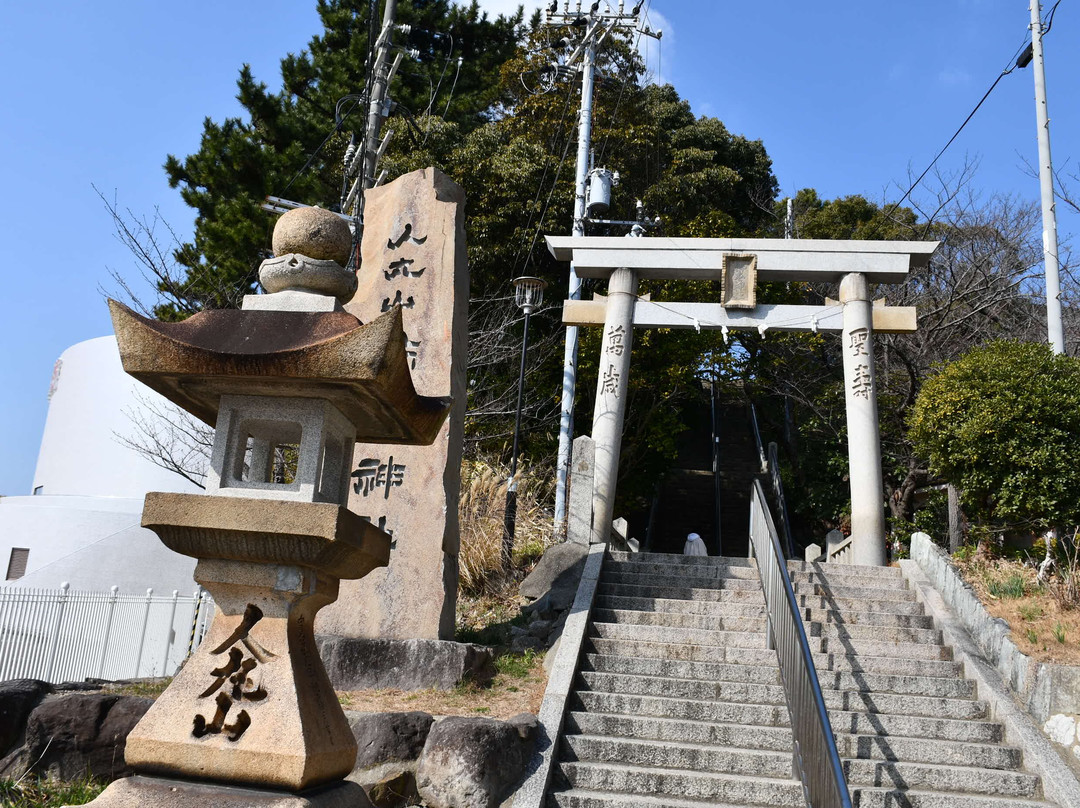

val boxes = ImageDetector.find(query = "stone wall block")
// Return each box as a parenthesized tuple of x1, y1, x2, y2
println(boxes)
(0, 693, 151, 781)
(415, 714, 537, 808)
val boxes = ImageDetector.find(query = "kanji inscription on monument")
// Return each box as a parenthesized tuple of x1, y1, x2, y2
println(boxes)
(317, 168, 468, 640)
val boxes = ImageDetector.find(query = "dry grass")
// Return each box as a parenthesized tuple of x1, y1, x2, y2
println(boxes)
(338, 650, 547, 719)
(955, 555, 1080, 665)
(458, 455, 556, 597)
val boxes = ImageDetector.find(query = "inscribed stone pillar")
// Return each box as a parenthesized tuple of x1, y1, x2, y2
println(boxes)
(590, 268, 638, 544)
(567, 434, 595, 546)
(316, 168, 467, 640)
(839, 272, 886, 566)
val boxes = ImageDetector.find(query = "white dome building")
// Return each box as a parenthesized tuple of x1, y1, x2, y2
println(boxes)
(1, 336, 201, 594)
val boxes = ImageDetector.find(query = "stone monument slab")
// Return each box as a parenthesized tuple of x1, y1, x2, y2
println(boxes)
(317, 168, 468, 641)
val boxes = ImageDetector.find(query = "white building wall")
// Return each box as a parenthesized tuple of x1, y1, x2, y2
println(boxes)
(31, 336, 203, 498)
(2, 335, 204, 595)
(0, 496, 197, 594)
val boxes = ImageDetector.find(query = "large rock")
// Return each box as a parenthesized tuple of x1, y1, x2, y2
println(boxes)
(415, 714, 538, 808)
(319, 637, 495, 691)
(0, 692, 151, 780)
(520, 542, 588, 603)
(346, 711, 434, 807)
(0, 679, 52, 757)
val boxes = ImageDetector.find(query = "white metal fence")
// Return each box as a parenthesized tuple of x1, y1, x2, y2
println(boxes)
(0, 584, 213, 683)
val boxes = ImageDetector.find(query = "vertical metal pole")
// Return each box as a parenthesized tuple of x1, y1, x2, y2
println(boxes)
(1029, 0, 1064, 353)
(186, 588, 202, 658)
(555, 38, 598, 534)
(358, 0, 398, 232)
(711, 381, 723, 556)
(96, 585, 120, 679)
(161, 590, 179, 676)
(134, 588, 153, 678)
(44, 582, 70, 683)
(503, 309, 533, 568)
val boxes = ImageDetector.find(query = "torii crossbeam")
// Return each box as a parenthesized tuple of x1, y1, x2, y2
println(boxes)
(546, 235, 940, 566)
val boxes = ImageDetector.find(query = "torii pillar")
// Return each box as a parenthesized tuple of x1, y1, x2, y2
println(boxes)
(590, 268, 637, 543)
(840, 272, 886, 566)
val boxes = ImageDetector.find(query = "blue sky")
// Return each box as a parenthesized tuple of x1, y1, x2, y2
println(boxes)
(1, 1, 1076, 495)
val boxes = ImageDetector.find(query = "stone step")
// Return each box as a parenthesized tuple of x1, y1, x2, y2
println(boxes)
(808, 621, 943, 645)
(597, 581, 764, 605)
(601, 569, 761, 593)
(563, 735, 1035, 797)
(548, 788, 767, 808)
(851, 789, 1054, 808)
(565, 711, 1020, 770)
(556, 760, 803, 807)
(796, 593, 926, 616)
(588, 622, 767, 649)
(813, 651, 961, 679)
(571, 691, 1003, 743)
(585, 637, 960, 677)
(789, 568, 909, 588)
(604, 558, 760, 582)
(573, 689, 790, 730)
(549, 787, 1055, 808)
(608, 550, 754, 569)
(787, 560, 904, 580)
(833, 732, 1022, 771)
(793, 581, 919, 603)
(583, 653, 780, 685)
(595, 593, 766, 619)
(584, 653, 974, 699)
(811, 636, 954, 661)
(565, 711, 790, 752)
(842, 758, 1040, 798)
(578, 670, 785, 707)
(591, 607, 766, 633)
(562, 734, 792, 780)
(577, 671, 987, 720)
(805, 607, 934, 630)
(586, 636, 773, 666)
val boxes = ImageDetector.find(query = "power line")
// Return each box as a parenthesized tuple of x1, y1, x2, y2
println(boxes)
(869, 34, 1034, 238)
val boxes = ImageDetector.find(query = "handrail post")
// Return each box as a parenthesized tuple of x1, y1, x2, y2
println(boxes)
(161, 590, 179, 676)
(96, 585, 120, 679)
(133, 588, 153, 678)
(44, 582, 70, 683)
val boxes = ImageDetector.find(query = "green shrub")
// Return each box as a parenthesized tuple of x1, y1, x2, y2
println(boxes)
(909, 341, 1080, 532)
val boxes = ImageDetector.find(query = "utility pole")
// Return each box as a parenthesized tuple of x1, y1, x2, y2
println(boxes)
(548, 0, 660, 533)
(267, 0, 406, 245)
(1027, 0, 1064, 353)
(339, 0, 405, 237)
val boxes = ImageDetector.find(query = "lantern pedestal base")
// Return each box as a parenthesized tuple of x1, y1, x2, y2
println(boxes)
(72, 775, 374, 808)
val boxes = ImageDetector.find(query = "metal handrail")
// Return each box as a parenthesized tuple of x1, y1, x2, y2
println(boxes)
(767, 441, 796, 559)
(749, 479, 851, 808)
(749, 403, 768, 473)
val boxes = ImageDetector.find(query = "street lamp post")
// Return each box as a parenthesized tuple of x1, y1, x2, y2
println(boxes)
(503, 276, 547, 570)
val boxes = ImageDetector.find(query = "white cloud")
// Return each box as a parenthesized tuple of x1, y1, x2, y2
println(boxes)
(476, 0, 545, 19)
(937, 67, 971, 87)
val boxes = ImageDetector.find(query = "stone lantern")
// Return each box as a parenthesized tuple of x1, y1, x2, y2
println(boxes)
(83, 206, 450, 807)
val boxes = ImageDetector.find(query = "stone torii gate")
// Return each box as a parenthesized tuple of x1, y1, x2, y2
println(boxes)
(546, 235, 939, 567)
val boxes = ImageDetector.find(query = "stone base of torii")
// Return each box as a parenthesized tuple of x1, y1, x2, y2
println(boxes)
(547, 236, 939, 567)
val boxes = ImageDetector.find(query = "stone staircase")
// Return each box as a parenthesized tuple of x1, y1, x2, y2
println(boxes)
(545, 550, 1057, 808)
